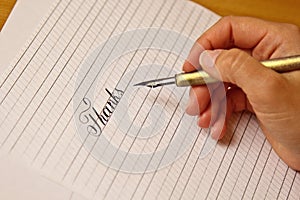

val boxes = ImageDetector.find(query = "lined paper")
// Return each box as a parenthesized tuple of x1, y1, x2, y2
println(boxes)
(0, 0, 299, 199)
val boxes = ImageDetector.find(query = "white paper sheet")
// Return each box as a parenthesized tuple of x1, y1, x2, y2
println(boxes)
(0, 0, 299, 199)
(0, 0, 53, 75)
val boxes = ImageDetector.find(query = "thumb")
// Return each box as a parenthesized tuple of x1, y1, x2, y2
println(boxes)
(199, 49, 283, 101)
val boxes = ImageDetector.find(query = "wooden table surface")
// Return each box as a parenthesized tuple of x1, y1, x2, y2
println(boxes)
(0, 0, 16, 31)
(0, 0, 300, 31)
(193, 0, 300, 26)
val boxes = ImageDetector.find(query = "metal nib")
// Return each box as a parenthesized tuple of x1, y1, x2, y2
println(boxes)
(134, 76, 175, 88)
(133, 81, 160, 88)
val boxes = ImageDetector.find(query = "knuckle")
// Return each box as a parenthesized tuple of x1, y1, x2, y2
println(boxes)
(284, 23, 300, 33)
(217, 49, 255, 84)
(275, 23, 300, 41)
(220, 15, 235, 23)
(218, 16, 236, 29)
(221, 48, 249, 70)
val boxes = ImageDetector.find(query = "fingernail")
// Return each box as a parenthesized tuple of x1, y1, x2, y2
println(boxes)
(210, 126, 219, 140)
(185, 91, 197, 114)
(199, 50, 222, 69)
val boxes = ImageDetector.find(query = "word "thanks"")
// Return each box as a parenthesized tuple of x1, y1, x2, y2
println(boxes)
(79, 88, 124, 136)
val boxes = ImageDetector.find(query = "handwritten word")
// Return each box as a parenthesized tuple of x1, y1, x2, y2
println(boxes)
(79, 88, 124, 136)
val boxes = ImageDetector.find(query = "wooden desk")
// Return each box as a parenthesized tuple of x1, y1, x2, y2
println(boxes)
(0, 0, 16, 31)
(193, 0, 300, 26)
(0, 0, 300, 31)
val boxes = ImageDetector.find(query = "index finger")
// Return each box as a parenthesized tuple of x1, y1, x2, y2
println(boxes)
(199, 16, 270, 50)
(183, 16, 270, 72)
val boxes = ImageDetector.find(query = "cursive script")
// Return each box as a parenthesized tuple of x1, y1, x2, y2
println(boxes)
(78, 88, 124, 136)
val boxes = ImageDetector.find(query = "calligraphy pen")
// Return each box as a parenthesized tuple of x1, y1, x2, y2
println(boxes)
(134, 55, 300, 88)
(134, 55, 300, 158)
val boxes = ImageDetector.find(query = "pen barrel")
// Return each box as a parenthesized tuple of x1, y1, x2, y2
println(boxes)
(175, 71, 218, 87)
(261, 55, 300, 72)
(175, 55, 300, 87)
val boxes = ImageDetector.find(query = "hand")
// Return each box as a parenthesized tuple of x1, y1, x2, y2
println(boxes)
(183, 16, 300, 170)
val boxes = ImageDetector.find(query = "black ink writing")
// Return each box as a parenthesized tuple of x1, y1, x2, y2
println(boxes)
(78, 88, 124, 136)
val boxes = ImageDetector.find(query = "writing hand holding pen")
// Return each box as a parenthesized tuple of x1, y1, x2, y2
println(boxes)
(183, 16, 300, 170)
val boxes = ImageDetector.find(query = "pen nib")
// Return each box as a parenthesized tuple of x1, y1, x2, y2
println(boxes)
(133, 81, 160, 88)
(134, 76, 175, 88)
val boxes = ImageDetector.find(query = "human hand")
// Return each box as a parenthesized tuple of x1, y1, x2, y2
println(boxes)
(183, 16, 300, 170)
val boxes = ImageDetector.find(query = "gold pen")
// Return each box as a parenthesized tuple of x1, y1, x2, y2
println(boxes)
(134, 55, 300, 88)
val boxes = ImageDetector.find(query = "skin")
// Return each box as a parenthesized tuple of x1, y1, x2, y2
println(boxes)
(183, 16, 300, 170)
